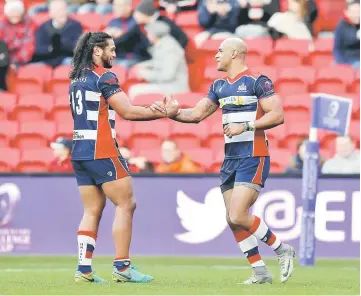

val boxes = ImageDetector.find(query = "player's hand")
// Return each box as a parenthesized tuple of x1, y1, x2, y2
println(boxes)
(223, 123, 245, 137)
(164, 95, 180, 118)
(149, 100, 165, 113)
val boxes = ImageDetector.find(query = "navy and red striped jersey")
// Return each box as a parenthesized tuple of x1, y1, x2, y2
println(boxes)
(69, 65, 122, 160)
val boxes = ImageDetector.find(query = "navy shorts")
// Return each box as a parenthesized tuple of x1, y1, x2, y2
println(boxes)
(220, 156, 270, 193)
(72, 157, 131, 186)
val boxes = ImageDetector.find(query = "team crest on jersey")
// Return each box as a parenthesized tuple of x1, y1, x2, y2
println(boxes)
(104, 78, 118, 85)
(237, 83, 247, 92)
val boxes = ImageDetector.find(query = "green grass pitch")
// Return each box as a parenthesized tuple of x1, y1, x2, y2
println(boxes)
(0, 256, 359, 295)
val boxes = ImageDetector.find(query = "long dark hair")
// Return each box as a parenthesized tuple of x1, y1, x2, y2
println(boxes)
(69, 32, 112, 79)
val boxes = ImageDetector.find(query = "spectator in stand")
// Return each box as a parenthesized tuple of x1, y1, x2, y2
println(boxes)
(33, 0, 83, 67)
(133, 0, 189, 49)
(28, 0, 84, 17)
(77, 0, 113, 15)
(159, 0, 198, 16)
(156, 140, 201, 173)
(235, 0, 279, 38)
(0, 0, 35, 90)
(49, 137, 73, 173)
(267, 0, 315, 40)
(129, 21, 190, 98)
(285, 137, 325, 175)
(195, 0, 239, 47)
(322, 136, 360, 175)
(105, 0, 150, 68)
(118, 146, 154, 173)
(333, 0, 360, 69)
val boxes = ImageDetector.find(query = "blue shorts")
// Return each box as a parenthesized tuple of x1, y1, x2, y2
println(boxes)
(72, 157, 131, 186)
(220, 156, 270, 193)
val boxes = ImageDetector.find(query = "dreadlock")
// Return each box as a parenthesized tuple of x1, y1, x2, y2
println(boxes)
(69, 32, 112, 79)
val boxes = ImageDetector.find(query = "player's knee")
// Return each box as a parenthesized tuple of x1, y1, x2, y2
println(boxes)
(228, 212, 248, 228)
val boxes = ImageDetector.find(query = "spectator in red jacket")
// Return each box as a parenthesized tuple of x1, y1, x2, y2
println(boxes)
(0, 0, 36, 67)
(49, 137, 73, 173)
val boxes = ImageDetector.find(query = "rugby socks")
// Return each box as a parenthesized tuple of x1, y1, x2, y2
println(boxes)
(77, 230, 97, 274)
(248, 216, 283, 253)
(233, 229, 269, 275)
(113, 257, 131, 272)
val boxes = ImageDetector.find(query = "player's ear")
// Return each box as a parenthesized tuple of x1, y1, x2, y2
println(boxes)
(231, 50, 238, 59)
(93, 46, 102, 57)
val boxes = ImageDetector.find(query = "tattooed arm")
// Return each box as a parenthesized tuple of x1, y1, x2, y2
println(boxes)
(171, 97, 219, 123)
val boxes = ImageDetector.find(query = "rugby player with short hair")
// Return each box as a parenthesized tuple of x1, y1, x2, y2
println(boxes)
(69, 32, 179, 283)
(151, 38, 295, 284)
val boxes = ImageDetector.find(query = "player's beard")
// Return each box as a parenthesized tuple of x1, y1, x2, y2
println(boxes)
(102, 54, 112, 69)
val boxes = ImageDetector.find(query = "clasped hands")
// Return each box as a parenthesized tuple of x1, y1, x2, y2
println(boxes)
(149, 95, 180, 118)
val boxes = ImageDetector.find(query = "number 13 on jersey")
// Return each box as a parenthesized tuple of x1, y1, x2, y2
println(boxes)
(70, 90, 84, 115)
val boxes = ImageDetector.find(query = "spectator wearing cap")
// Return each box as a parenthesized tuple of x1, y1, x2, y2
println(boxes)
(105, 0, 150, 68)
(33, 0, 83, 67)
(129, 20, 190, 98)
(333, 0, 360, 69)
(195, 0, 239, 47)
(49, 137, 73, 173)
(133, 0, 189, 49)
(0, 0, 36, 68)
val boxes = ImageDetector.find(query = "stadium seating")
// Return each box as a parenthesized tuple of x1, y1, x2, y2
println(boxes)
(1, 6, 359, 174)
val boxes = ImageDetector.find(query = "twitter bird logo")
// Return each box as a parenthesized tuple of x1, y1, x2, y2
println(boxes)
(175, 187, 228, 244)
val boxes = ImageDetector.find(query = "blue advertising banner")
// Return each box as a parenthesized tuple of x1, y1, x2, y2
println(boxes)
(0, 176, 359, 258)
(311, 93, 353, 135)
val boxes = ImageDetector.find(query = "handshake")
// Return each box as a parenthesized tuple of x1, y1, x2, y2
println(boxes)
(149, 95, 181, 118)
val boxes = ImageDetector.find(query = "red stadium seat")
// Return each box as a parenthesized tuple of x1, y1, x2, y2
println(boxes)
(266, 123, 286, 148)
(71, 13, 102, 31)
(208, 150, 224, 172)
(320, 131, 337, 150)
(0, 92, 16, 120)
(271, 39, 310, 67)
(198, 39, 222, 66)
(198, 67, 224, 92)
(16, 162, 48, 172)
(0, 121, 18, 147)
(172, 92, 203, 108)
(54, 95, 70, 107)
(124, 66, 146, 91)
(307, 38, 334, 68)
(170, 121, 208, 150)
(245, 38, 273, 67)
(175, 11, 199, 29)
(204, 109, 222, 130)
(132, 93, 164, 106)
(18, 93, 54, 113)
(128, 120, 170, 150)
(283, 94, 312, 111)
(282, 112, 310, 151)
(313, 65, 355, 93)
(349, 120, 360, 144)
(276, 67, 315, 95)
(110, 65, 127, 87)
(49, 106, 72, 126)
(0, 148, 20, 171)
(253, 66, 278, 82)
(183, 148, 213, 169)
(14, 121, 56, 149)
(15, 64, 52, 95)
(269, 148, 291, 173)
(56, 121, 73, 139)
(21, 148, 54, 163)
(49, 65, 71, 96)
(350, 71, 360, 93)
(205, 123, 224, 154)
(135, 148, 162, 165)
(115, 120, 133, 144)
(12, 105, 47, 122)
